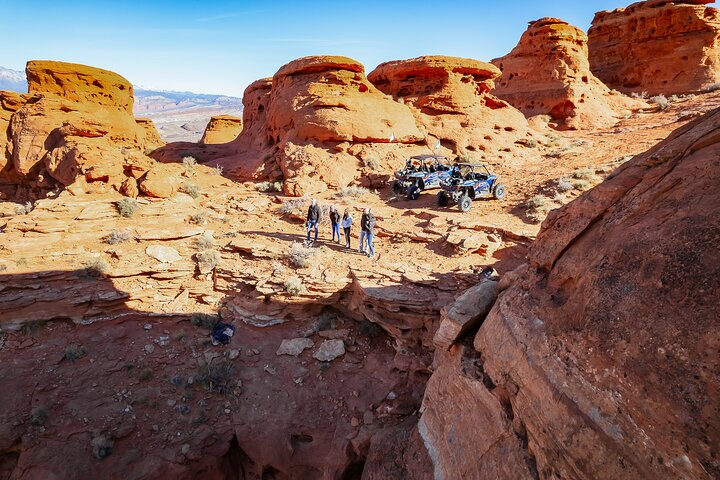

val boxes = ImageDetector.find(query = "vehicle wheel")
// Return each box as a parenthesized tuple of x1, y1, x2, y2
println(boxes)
(458, 195, 472, 212)
(493, 184, 506, 200)
(437, 191, 449, 207)
(392, 181, 401, 195)
(407, 185, 421, 200)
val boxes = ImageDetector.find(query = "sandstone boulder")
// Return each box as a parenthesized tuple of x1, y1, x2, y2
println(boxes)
(200, 115, 243, 144)
(139, 164, 182, 198)
(368, 55, 533, 157)
(420, 108, 720, 478)
(135, 118, 164, 149)
(492, 18, 646, 129)
(588, 0, 720, 95)
(1, 60, 160, 193)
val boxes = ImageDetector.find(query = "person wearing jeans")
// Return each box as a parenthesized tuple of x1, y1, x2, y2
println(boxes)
(306, 198, 321, 244)
(329, 205, 341, 243)
(341, 208, 353, 249)
(360, 207, 376, 257)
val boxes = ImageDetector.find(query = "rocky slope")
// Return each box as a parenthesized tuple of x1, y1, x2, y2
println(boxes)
(492, 18, 646, 129)
(200, 115, 243, 145)
(588, 0, 720, 95)
(419, 107, 720, 479)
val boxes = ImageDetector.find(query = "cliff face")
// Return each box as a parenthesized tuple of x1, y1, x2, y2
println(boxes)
(588, 0, 720, 95)
(492, 18, 645, 129)
(199, 115, 243, 145)
(420, 108, 720, 479)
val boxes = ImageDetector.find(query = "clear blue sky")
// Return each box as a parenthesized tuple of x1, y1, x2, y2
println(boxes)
(0, 0, 626, 97)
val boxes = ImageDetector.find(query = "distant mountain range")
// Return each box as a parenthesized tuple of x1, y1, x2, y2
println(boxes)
(0, 66, 243, 142)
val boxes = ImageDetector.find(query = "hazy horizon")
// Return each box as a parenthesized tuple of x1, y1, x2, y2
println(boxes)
(2, 0, 626, 97)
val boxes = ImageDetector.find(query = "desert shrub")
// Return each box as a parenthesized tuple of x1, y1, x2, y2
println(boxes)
(338, 186, 369, 198)
(91, 435, 114, 459)
(212, 165, 224, 175)
(359, 320, 382, 338)
(256, 181, 283, 192)
(572, 179, 591, 190)
(182, 156, 197, 173)
(284, 276, 304, 295)
(64, 344, 87, 361)
(82, 257, 109, 278)
(197, 249, 221, 270)
(190, 210, 209, 225)
(139, 367, 153, 381)
(285, 242, 316, 269)
(528, 195, 550, 209)
(631, 91, 649, 99)
(14, 201, 33, 215)
(116, 198, 138, 218)
(22, 320, 47, 335)
(572, 168, 595, 180)
(278, 196, 309, 215)
(190, 312, 220, 330)
(196, 359, 233, 393)
(700, 82, 720, 93)
(556, 178, 573, 193)
(525, 139, 538, 148)
(105, 229, 132, 245)
(195, 233, 215, 250)
(362, 156, 380, 170)
(650, 94, 669, 110)
(29, 406, 48, 426)
(181, 182, 200, 198)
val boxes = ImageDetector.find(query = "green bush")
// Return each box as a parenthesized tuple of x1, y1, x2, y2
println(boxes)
(190, 313, 220, 330)
(64, 344, 87, 361)
(196, 360, 233, 393)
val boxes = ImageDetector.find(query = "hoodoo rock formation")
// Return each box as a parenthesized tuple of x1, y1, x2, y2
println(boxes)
(0, 61, 163, 196)
(492, 18, 645, 129)
(420, 109, 720, 478)
(200, 114, 243, 145)
(368, 56, 534, 155)
(588, 0, 720, 95)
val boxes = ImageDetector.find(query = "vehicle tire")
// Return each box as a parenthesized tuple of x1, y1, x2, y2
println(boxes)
(407, 185, 421, 200)
(493, 183, 506, 200)
(392, 181, 402, 195)
(437, 191, 449, 207)
(458, 195, 472, 212)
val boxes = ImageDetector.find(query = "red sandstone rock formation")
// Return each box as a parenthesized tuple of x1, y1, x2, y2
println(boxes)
(588, 0, 720, 95)
(200, 114, 243, 145)
(135, 117, 164, 149)
(419, 108, 720, 478)
(492, 18, 645, 129)
(0, 61, 164, 196)
(368, 56, 533, 154)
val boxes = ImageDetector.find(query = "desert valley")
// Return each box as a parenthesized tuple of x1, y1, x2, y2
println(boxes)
(0, 1, 718, 479)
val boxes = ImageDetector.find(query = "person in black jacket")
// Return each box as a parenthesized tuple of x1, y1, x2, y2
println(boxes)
(306, 198, 321, 244)
(359, 207, 376, 257)
(329, 205, 341, 243)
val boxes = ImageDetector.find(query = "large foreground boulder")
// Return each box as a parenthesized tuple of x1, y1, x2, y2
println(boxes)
(588, 0, 720, 95)
(420, 108, 720, 478)
(492, 18, 646, 129)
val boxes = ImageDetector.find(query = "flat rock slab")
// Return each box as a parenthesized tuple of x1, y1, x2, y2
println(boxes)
(313, 339, 346, 362)
(276, 338, 314, 356)
(145, 245, 182, 263)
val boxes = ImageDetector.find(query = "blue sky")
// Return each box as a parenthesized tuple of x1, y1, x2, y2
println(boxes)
(0, 0, 625, 97)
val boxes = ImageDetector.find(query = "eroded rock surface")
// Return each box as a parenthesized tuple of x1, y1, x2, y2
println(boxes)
(420, 108, 720, 479)
(492, 18, 645, 129)
(588, 0, 720, 95)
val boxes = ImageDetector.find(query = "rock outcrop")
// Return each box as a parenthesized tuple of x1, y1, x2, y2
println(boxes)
(135, 117, 164, 150)
(200, 114, 243, 144)
(419, 108, 720, 478)
(368, 56, 534, 155)
(492, 18, 645, 129)
(588, 0, 720, 95)
(1, 61, 160, 196)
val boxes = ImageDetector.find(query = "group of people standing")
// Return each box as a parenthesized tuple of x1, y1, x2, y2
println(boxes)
(305, 198, 376, 257)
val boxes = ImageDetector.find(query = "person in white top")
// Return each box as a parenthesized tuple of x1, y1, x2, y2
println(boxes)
(341, 208, 353, 249)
